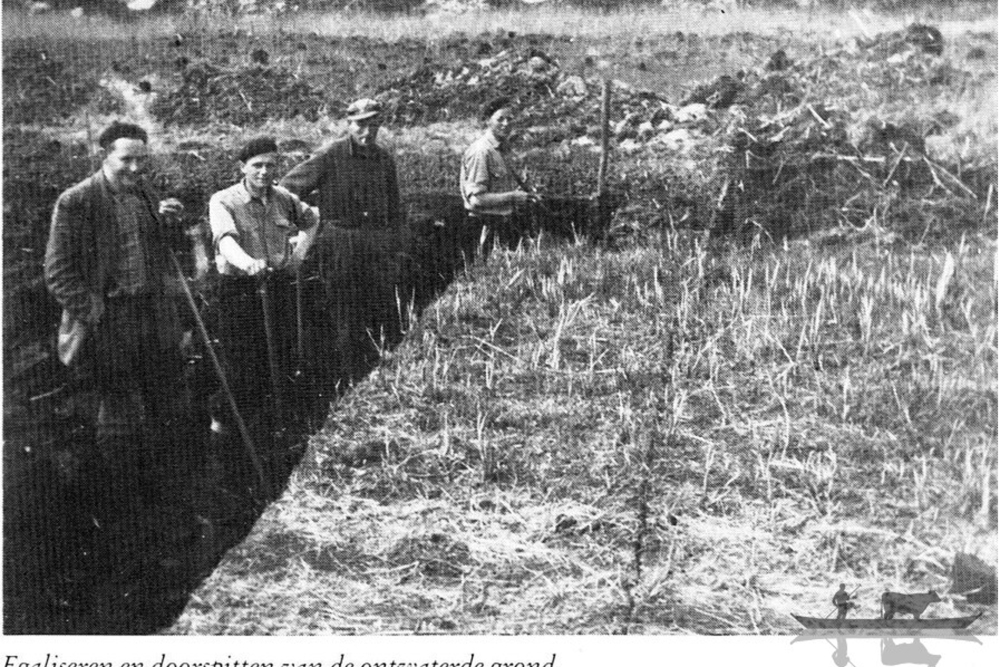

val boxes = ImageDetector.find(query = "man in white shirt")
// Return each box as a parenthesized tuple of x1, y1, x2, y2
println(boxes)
(208, 136, 319, 437)
(460, 97, 541, 256)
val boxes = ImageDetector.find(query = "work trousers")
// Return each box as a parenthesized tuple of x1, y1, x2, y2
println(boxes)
(214, 274, 298, 431)
(465, 209, 538, 260)
(313, 226, 405, 382)
(85, 293, 197, 520)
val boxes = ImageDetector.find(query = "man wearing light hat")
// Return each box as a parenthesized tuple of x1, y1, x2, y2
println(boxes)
(281, 98, 402, 238)
(208, 135, 319, 435)
(280, 98, 405, 381)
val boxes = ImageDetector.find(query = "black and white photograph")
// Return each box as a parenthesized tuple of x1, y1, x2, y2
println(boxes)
(2, 0, 997, 657)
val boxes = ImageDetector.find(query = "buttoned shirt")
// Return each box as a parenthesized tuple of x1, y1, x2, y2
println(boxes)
(208, 180, 318, 276)
(106, 180, 154, 297)
(460, 131, 521, 216)
(280, 136, 402, 230)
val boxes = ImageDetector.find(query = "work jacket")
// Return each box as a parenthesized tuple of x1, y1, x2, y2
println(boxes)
(44, 171, 185, 362)
(280, 136, 402, 231)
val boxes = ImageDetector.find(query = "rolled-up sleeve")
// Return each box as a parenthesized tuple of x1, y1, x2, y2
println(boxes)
(207, 193, 240, 252)
(44, 190, 91, 320)
(461, 147, 491, 202)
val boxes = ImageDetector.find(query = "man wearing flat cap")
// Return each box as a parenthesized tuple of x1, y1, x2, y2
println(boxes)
(280, 98, 405, 381)
(208, 136, 319, 435)
(460, 97, 542, 256)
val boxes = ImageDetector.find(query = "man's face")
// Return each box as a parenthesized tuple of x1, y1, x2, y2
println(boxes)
(103, 137, 149, 188)
(348, 117, 380, 148)
(241, 152, 279, 191)
(487, 107, 514, 141)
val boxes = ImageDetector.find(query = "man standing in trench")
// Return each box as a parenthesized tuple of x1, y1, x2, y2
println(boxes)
(207, 136, 319, 446)
(460, 97, 542, 258)
(280, 98, 405, 383)
(45, 121, 201, 541)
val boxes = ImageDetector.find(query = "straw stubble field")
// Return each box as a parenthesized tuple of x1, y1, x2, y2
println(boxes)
(2, 3, 997, 635)
(172, 227, 996, 634)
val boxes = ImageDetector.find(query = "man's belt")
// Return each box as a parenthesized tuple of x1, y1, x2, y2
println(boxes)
(326, 218, 361, 229)
(466, 211, 512, 222)
(219, 271, 294, 284)
(326, 216, 398, 230)
(104, 284, 153, 299)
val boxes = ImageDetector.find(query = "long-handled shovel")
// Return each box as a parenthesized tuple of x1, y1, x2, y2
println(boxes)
(294, 264, 306, 382)
(169, 252, 265, 488)
(292, 265, 315, 418)
(258, 271, 284, 420)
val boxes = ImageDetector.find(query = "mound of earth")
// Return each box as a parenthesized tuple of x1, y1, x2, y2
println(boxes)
(151, 59, 330, 126)
(3, 48, 103, 123)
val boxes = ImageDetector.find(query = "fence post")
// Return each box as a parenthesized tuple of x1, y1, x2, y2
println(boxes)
(596, 78, 613, 237)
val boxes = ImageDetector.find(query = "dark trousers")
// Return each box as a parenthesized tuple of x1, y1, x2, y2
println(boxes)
(313, 227, 404, 382)
(214, 274, 297, 431)
(85, 293, 196, 518)
(465, 210, 537, 260)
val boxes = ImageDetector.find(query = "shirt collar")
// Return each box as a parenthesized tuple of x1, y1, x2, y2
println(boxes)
(484, 131, 503, 150)
(238, 179, 272, 204)
(348, 137, 377, 158)
(100, 169, 142, 197)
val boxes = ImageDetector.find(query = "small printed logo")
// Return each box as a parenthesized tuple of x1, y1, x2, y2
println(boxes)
(792, 585, 983, 634)
(792, 585, 986, 666)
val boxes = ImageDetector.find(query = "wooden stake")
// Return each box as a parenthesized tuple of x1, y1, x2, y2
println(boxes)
(983, 182, 994, 227)
(597, 78, 612, 199)
(596, 78, 613, 236)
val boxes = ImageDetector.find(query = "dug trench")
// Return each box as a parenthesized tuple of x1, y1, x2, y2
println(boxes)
(2, 177, 607, 634)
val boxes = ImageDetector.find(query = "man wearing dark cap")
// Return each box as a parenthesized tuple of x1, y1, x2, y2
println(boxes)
(280, 98, 405, 381)
(460, 97, 541, 256)
(45, 120, 197, 530)
(208, 136, 319, 435)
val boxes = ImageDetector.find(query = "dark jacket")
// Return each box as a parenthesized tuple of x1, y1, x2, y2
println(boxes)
(280, 136, 402, 230)
(44, 171, 185, 361)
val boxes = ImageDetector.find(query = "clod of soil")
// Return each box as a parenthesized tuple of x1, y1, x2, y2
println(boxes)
(338, 439, 392, 467)
(386, 532, 472, 578)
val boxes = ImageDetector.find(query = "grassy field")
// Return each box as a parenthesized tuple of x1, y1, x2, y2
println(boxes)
(168, 229, 997, 635)
(3, 2, 997, 635)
